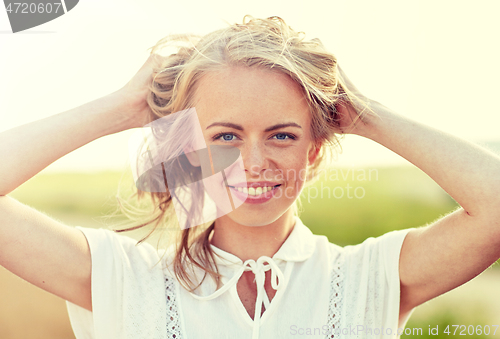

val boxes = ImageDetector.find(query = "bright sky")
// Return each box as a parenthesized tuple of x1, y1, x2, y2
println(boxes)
(1, 0, 499, 172)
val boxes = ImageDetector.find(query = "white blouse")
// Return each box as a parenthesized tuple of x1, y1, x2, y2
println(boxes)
(66, 217, 414, 339)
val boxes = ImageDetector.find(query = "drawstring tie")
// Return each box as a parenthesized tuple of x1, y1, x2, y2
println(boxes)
(189, 256, 288, 339)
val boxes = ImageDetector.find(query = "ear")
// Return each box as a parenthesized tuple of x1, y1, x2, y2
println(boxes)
(184, 146, 201, 167)
(307, 142, 322, 167)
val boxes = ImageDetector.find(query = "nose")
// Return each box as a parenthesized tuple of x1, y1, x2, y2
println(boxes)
(240, 142, 268, 176)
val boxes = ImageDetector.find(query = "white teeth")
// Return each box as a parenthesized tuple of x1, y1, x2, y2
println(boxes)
(232, 185, 278, 196)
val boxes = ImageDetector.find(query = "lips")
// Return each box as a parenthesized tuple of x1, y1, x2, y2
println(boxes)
(224, 181, 282, 204)
(228, 181, 282, 188)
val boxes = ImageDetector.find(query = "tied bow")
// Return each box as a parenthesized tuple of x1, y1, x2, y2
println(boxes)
(189, 256, 293, 339)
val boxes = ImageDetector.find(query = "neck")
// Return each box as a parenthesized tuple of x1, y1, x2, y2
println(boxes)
(209, 210, 296, 262)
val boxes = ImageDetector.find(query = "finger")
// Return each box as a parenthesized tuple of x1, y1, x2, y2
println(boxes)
(337, 64, 362, 96)
(147, 53, 166, 70)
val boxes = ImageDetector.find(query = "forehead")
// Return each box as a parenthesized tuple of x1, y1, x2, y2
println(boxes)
(193, 66, 311, 128)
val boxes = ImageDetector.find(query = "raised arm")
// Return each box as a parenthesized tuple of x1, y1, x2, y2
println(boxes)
(335, 66, 500, 323)
(0, 53, 160, 311)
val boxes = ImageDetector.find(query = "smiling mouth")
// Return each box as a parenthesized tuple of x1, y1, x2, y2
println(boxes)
(227, 184, 281, 196)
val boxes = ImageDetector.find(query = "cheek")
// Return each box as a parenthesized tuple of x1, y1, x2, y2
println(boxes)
(279, 150, 311, 185)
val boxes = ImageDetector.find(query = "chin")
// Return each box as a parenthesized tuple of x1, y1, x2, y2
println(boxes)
(222, 205, 290, 227)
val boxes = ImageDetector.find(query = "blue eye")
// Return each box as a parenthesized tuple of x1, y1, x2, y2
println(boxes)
(273, 133, 295, 140)
(274, 133, 288, 140)
(222, 134, 235, 141)
(213, 133, 238, 142)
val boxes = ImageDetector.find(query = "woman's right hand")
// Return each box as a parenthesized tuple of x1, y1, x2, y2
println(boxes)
(0, 52, 167, 196)
(110, 53, 165, 130)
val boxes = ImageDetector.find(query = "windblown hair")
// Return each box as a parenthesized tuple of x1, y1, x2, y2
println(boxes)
(113, 15, 371, 293)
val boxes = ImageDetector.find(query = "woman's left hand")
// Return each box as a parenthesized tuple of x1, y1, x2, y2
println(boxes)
(333, 65, 380, 136)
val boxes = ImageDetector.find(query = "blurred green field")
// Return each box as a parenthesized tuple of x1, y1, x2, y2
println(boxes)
(1, 166, 499, 339)
(298, 166, 459, 246)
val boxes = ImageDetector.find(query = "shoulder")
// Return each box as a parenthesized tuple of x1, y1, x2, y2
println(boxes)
(326, 228, 414, 281)
(341, 229, 413, 260)
(75, 226, 165, 270)
(299, 228, 416, 285)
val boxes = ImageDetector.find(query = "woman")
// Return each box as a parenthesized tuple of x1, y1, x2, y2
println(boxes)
(1, 16, 499, 339)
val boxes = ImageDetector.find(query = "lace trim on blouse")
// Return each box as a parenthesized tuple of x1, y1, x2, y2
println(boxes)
(325, 252, 345, 339)
(165, 276, 183, 338)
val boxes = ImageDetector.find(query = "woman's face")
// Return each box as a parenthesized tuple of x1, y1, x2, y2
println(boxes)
(193, 66, 319, 226)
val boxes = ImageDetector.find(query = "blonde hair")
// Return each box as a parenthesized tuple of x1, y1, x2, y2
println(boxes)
(114, 15, 371, 293)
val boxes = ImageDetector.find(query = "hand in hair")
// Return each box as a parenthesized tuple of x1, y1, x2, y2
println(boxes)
(113, 53, 165, 129)
(333, 65, 381, 136)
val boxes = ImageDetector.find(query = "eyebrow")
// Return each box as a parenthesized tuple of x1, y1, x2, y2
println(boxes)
(206, 122, 302, 132)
